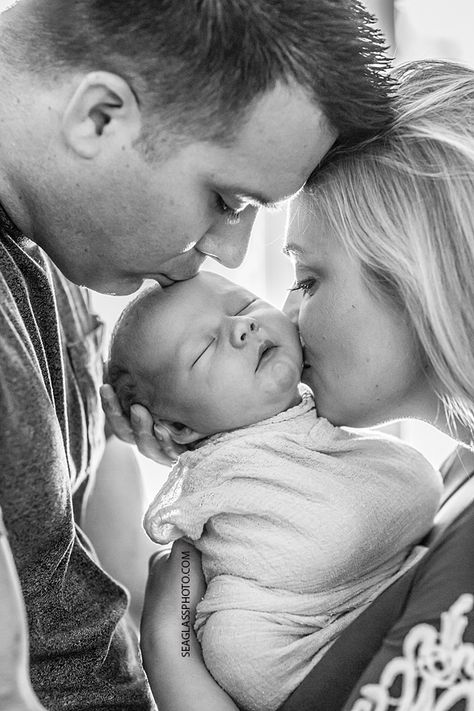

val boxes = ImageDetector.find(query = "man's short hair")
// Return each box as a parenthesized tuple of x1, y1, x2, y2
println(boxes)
(8, 0, 395, 146)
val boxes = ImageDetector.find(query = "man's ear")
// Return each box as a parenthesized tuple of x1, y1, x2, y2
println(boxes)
(160, 421, 206, 445)
(61, 71, 142, 159)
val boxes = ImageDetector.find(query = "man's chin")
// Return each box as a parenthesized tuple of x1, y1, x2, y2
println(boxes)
(83, 277, 145, 297)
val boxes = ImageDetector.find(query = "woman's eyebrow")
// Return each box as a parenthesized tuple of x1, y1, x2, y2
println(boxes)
(282, 243, 304, 258)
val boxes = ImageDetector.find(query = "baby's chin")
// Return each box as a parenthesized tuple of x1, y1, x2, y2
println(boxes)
(198, 391, 301, 436)
(259, 383, 303, 423)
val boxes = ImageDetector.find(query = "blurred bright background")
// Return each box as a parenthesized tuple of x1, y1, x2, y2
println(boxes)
(91, 0, 474, 497)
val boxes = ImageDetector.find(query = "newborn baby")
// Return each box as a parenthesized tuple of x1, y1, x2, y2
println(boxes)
(108, 271, 441, 711)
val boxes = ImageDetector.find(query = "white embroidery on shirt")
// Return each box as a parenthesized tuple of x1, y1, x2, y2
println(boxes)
(350, 594, 474, 711)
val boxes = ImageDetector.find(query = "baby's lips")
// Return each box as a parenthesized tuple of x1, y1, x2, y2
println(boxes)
(256, 339, 276, 369)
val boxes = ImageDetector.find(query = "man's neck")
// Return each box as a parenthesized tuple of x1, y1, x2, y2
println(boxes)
(0, 61, 36, 238)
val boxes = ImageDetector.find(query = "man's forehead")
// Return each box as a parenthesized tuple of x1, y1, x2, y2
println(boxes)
(223, 82, 337, 200)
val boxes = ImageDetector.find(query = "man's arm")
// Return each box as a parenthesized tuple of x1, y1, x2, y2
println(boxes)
(0, 508, 46, 711)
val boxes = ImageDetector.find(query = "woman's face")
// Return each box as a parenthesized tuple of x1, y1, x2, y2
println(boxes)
(283, 201, 434, 427)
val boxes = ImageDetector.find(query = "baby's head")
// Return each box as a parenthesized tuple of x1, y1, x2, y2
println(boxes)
(108, 271, 303, 443)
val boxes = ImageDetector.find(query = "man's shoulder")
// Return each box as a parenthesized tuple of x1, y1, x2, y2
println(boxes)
(0, 222, 92, 334)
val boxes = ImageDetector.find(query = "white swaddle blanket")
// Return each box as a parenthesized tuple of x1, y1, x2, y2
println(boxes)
(144, 391, 442, 711)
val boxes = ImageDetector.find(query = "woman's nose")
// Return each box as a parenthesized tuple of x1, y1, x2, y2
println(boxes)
(230, 316, 259, 347)
(282, 289, 301, 326)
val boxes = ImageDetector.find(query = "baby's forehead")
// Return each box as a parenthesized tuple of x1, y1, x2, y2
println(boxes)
(165, 272, 256, 310)
(196, 272, 256, 303)
(134, 274, 257, 344)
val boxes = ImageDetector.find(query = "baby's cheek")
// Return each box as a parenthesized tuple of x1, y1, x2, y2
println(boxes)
(266, 359, 300, 396)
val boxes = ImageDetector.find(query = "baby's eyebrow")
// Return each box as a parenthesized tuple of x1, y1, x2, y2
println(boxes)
(233, 297, 257, 315)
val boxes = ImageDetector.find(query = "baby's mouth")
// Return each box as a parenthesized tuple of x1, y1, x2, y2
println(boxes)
(256, 340, 277, 370)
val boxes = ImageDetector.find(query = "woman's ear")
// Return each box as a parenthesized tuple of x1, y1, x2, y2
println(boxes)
(61, 71, 141, 159)
(160, 421, 206, 445)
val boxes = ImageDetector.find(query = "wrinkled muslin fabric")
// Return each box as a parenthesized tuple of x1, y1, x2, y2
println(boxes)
(144, 390, 442, 711)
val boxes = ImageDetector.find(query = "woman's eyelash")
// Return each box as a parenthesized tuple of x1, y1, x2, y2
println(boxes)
(215, 195, 241, 225)
(289, 278, 316, 294)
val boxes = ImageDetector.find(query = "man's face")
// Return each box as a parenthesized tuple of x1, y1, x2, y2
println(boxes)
(49, 82, 336, 294)
(139, 272, 303, 435)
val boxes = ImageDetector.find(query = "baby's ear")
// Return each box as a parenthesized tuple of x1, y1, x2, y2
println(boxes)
(159, 421, 205, 445)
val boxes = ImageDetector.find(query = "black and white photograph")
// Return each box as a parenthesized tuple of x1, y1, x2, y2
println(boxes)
(0, 2, 473, 710)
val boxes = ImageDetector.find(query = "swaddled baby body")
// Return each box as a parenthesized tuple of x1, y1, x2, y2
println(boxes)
(109, 272, 441, 711)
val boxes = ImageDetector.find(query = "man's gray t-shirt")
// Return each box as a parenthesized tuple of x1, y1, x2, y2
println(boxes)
(0, 207, 155, 710)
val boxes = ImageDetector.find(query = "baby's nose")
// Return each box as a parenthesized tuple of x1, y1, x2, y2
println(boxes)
(230, 317, 259, 347)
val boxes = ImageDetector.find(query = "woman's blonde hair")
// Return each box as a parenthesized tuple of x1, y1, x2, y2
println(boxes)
(307, 60, 474, 436)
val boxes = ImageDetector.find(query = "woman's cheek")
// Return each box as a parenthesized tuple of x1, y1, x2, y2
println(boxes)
(299, 305, 319, 353)
(282, 289, 301, 326)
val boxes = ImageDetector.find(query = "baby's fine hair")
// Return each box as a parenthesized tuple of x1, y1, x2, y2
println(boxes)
(306, 60, 474, 436)
(107, 287, 163, 420)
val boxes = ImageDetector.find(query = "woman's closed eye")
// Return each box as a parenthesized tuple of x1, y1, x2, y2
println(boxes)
(289, 277, 319, 296)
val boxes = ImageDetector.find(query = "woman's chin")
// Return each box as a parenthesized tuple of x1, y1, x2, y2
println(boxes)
(307, 390, 370, 427)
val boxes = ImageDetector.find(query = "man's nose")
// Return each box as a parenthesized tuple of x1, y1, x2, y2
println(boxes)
(230, 316, 259, 348)
(282, 288, 301, 326)
(196, 206, 258, 268)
